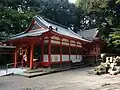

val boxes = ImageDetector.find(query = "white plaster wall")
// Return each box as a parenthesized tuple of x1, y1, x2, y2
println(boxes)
(51, 40, 60, 44)
(70, 55, 76, 62)
(77, 55, 82, 62)
(70, 55, 82, 62)
(43, 55, 82, 63)
(62, 55, 69, 61)
(44, 55, 48, 62)
(51, 55, 60, 62)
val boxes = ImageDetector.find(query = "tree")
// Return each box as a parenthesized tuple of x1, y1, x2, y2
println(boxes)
(0, 0, 37, 40)
(0, 0, 78, 38)
(76, 0, 120, 28)
(39, 0, 77, 28)
(75, 0, 120, 52)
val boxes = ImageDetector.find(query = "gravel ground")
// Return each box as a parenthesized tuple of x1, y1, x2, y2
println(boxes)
(1, 67, 120, 90)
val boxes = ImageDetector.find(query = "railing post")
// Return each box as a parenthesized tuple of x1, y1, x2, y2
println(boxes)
(14, 50, 17, 68)
(21, 58, 24, 70)
(6, 64, 8, 74)
(5, 62, 24, 74)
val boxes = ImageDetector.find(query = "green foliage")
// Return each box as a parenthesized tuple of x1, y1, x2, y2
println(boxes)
(0, 0, 37, 40)
(39, 0, 77, 27)
(0, 0, 78, 40)
(0, 7, 35, 34)
(116, 0, 120, 4)
(109, 32, 120, 46)
(76, 0, 120, 52)
(76, 0, 108, 13)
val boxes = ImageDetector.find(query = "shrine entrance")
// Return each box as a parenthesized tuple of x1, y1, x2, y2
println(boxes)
(15, 43, 42, 69)
(16, 45, 30, 68)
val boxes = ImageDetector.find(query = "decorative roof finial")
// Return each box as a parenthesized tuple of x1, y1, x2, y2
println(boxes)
(49, 26, 53, 31)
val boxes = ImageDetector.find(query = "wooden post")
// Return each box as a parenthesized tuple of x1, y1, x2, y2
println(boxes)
(69, 40, 71, 67)
(14, 49, 17, 68)
(60, 38, 62, 64)
(60, 38, 62, 69)
(76, 41, 77, 59)
(95, 55, 97, 65)
(21, 56, 24, 68)
(48, 37, 51, 66)
(42, 37, 44, 63)
(30, 44, 34, 69)
(69, 40, 70, 62)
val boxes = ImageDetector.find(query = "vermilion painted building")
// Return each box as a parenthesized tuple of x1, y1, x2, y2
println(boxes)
(77, 28, 101, 64)
(6, 16, 101, 69)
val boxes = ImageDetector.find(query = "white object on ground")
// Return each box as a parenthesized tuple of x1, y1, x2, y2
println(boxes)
(0, 68, 27, 76)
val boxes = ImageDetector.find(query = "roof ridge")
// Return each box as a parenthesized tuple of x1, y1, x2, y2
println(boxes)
(36, 15, 83, 38)
(9, 15, 90, 42)
(44, 18, 68, 29)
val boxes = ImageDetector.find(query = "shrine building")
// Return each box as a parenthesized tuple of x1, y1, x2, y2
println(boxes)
(5, 16, 101, 69)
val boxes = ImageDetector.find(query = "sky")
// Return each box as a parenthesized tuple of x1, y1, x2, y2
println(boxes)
(69, 0, 76, 3)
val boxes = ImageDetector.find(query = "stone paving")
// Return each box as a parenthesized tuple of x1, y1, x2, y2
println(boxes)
(1, 67, 120, 90)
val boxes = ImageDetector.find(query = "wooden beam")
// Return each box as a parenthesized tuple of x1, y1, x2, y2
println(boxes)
(76, 41, 77, 59)
(30, 44, 34, 69)
(42, 37, 44, 63)
(69, 40, 70, 62)
(14, 49, 17, 68)
(48, 36, 51, 66)
(60, 38, 62, 64)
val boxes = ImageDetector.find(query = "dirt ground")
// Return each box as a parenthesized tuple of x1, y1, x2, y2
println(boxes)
(1, 66, 120, 90)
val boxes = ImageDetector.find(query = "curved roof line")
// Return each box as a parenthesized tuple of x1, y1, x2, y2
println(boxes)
(9, 15, 91, 42)
(35, 16, 90, 42)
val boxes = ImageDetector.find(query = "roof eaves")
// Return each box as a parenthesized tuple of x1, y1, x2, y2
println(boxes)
(53, 30, 91, 42)
(10, 29, 49, 40)
(34, 16, 48, 28)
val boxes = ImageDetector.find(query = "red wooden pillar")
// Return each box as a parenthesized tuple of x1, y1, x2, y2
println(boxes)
(69, 40, 70, 62)
(48, 37, 51, 66)
(30, 44, 34, 69)
(60, 38, 62, 64)
(14, 49, 17, 68)
(21, 56, 24, 68)
(81, 44, 83, 56)
(76, 41, 77, 59)
(42, 37, 44, 63)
